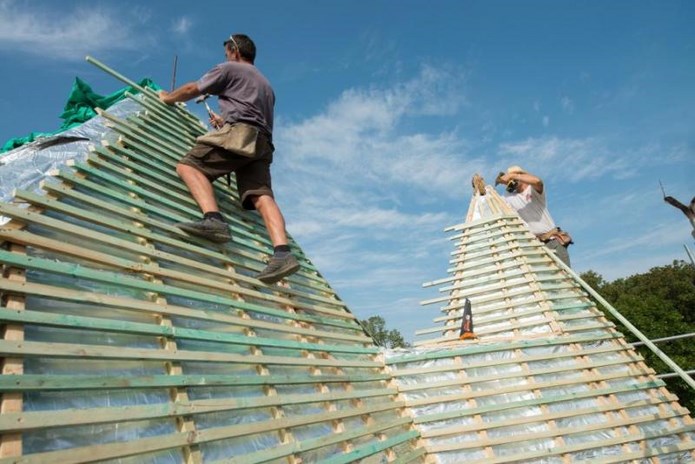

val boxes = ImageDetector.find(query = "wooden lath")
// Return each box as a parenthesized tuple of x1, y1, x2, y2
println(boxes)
(0, 225, 26, 459)
(0, 61, 425, 463)
(388, 335, 695, 462)
(2, 61, 692, 463)
(416, 202, 596, 345)
(401, 181, 695, 463)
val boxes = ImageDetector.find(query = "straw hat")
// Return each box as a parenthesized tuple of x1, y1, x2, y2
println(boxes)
(507, 165, 526, 175)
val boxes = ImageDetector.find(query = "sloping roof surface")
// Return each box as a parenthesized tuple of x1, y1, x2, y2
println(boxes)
(0, 61, 692, 463)
(0, 71, 424, 463)
(392, 184, 695, 462)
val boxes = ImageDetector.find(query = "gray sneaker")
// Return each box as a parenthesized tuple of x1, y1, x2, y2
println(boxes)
(256, 253, 300, 284)
(175, 217, 231, 243)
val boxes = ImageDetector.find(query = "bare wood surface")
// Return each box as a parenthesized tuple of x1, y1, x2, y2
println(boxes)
(0, 242, 25, 458)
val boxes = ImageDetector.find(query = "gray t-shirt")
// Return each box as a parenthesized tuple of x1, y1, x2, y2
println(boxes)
(197, 62, 275, 137)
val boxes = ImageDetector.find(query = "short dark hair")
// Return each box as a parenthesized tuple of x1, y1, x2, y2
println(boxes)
(224, 34, 256, 64)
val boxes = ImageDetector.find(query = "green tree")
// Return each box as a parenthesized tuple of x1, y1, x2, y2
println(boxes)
(580, 260, 695, 412)
(578, 270, 606, 293)
(360, 316, 410, 348)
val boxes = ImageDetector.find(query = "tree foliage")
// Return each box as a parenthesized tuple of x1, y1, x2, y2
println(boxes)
(360, 316, 410, 349)
(580, 260, 695, 411)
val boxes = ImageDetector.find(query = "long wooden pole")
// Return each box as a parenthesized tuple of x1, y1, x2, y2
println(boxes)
(547, 251, 695, 390)
(85, 55, 149, 95)
(632, 332, 695, 347)
(171, 54, 178, 91)
(684, 244, 695, 267)
(84, 55, 203, 128)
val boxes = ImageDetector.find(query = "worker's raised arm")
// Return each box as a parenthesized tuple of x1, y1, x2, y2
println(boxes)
(515, 172, 543, 194)
(158, 82, 201, 105)
(498, 171, 544, 194)
(665, 196, 695, 220)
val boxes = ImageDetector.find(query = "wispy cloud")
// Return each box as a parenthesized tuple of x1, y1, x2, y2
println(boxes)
(277, 65, 481, 198)
(272, 64, 472, 325)
(498, 136, 688, 187)
(594, 71, 647, 110)
(172, 16, 192, 35)
(582, 220, 687, 261)
(0, 1, 152, 60)
(497, 136, 646, 182)
(361, 28, 399, 68)
(560, 96, 574, 114)
(576, 250, 687, 281)
(576, 229, 691, 281)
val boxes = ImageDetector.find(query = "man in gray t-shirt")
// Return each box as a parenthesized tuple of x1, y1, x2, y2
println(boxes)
(197, 61, 274, 137)
(159, 33, 299, 285)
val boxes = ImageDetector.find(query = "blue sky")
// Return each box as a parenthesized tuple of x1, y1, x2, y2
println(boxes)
(0, 0, 693, 342)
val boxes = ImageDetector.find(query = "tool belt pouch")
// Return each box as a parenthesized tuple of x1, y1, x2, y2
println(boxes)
(196, 122, 259, 158)
(537, 228, 573, 246)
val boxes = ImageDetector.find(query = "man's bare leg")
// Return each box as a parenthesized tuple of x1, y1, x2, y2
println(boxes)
(252, 194, 287, 247)
(251, 194, 299, 284)
(177, 163, 219, 213)
(174, 163, 230, 243)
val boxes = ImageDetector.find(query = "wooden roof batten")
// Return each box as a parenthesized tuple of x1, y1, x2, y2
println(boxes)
(0, 55, 693, 463)
(0, 57, 425, 464)
(390, 174, 695, 463)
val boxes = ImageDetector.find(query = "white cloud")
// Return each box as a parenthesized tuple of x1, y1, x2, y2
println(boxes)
(172, 17, 193, 35)
(403, 64, 469, 116)
(497, 136, 640, 182)
(561, 96, 574, 114)
(276, 65, 484, 200)
(542, 115, 550, 127)
(577, 247, 689, 282)
(561, 188, 652, 233)
(289, 204, 449, 240)
(270, 64, 473, 334)
(498, 135, 690, 188)
(0, 1, 151, 60)
(582, 221, 687, 261)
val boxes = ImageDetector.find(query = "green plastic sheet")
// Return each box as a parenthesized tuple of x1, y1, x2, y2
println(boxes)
(1, 77, 161, 154)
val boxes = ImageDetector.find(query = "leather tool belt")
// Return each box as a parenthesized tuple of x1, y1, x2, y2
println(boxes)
(536, 227, 573, 246)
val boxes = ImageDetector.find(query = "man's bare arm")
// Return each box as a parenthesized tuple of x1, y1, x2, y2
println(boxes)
(499, 172, 544, 194)
(665, 196, 695, 219)
(158, 82, 201, 105)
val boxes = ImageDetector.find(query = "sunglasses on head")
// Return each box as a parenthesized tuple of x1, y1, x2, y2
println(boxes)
(224, 35, 240, 51)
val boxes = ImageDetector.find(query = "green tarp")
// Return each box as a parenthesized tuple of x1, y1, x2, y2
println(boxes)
(1, 77, 161, 154)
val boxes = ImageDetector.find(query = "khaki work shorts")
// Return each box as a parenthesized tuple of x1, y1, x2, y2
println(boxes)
(179, 133, 274, 210)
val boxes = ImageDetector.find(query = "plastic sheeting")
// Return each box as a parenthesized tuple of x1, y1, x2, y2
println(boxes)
(1, 77, 160, 153)
(0, 97, 143, 225)
(384, 343, 686, 463)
